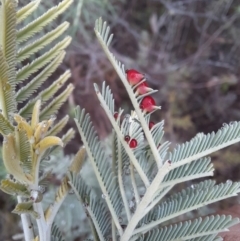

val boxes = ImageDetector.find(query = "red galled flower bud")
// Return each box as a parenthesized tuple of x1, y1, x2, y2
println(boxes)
(149, 121, 155, 130)
(129, 139, 138, 148)
(125, 69, 145, 86)
(114, 112, 119, 119)
(136, 82, 151, 95)
(124, 135, 130, 143)
(140, 96, 157, 113)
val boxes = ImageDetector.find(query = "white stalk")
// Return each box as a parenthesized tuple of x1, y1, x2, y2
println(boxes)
(17, 196, 35, 241)
(129, 162, 140, 205)
(112, 220, 117, 241)
(46, 192, 68, 226)
(95, 87, 150, 187)
(144, 185, 173, 215)
(95, 23, 163, 168)
(120, 161, 171, 241)
(33, 202, 48, 241)
(118, 138, 131, 221)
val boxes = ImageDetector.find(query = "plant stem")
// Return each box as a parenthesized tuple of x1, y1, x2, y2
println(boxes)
(94, 87, 150, 187)
(17, 196, 35, 241)
(118, 137, 131, 221)
(33, 202, 48, 241)
(144, 185, 173, 215)
(130, 162, 140, 204)
(112, 220, 117, 241)
(121, 161, 171, 241)
(95, 24, 163, 168)
(112, 131, 117, 175)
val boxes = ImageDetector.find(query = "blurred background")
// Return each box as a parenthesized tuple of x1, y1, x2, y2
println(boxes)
(2, 0, 240, 240)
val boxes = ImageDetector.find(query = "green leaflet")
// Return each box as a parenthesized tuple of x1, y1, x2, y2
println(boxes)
(17, 21, 69, 62)
(0, 113, 14, 135)
(40, 83, 74, 120)
(12, 201, 39, 218)
(68, 172, 111, 239)
(138, 180, 240, 232)
(16, 51, 66, 103)
(51, 223, 65, 241)
(169, 123, 240, 168)
(18, 67, 71, 118)
(0, 0, 17, 87)
(0, 47, 16, 119)
(74, 106, 123, 234)
(16, 36, 71, 82)
(17, 0, 73, 43)
(47, 115, 69, 136)
(0, 179, 30, 197)
(16, 0, 41, 24)
(137, 215, 239, 241)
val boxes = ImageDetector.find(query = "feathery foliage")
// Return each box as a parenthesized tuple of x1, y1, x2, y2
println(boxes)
(1, 0, 240, 240)
(69, 17, 240, 241)
(68, 172, 111, 239)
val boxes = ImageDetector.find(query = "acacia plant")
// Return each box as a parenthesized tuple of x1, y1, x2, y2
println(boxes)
(0, 0, 75, 240)
(1, 1, 240, 241)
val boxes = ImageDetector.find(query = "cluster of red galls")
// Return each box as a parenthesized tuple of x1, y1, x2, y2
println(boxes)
(114, 69, 158, 149)
(125, 69, 158, 113)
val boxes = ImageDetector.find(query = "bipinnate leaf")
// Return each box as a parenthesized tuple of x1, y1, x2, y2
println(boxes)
(17, 0, 73, 43)
(16, 51, 66, 103)
(17, 21, 69, 62)
(12, 201, 39, 218)
(74, 106, 123, 234)
(68, 172, 111, 239)
(16, 36, 72, 82)
(0, 113, 14, 135)
(94, 18, 162, 168)
(0, 179, 30, 197)
(16, 0, 41, 24)
(94, 82, 150, 186)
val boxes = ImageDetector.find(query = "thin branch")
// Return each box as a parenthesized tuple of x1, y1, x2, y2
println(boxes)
(17, 196, 35, 241)
(118, 138, 131, 221)
(94, 86, 150, 187)
(121, 161, 171, 241)
(130, 162, 140, 205)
